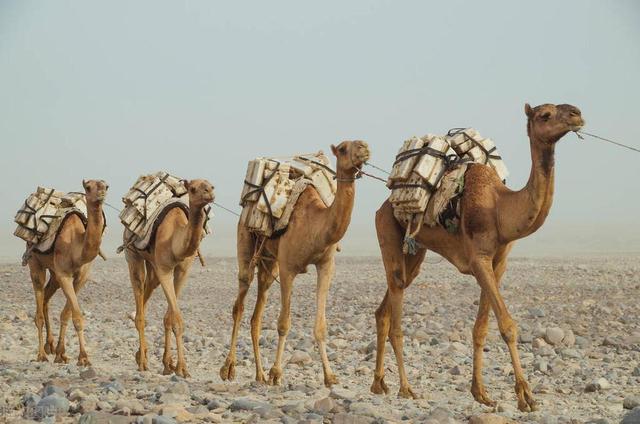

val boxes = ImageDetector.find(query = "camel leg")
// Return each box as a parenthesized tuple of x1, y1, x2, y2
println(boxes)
(156, 269, 187, 377)
(171, 262, 192, 378)
(471, 256, 508, 407)
(471, 257, 536, 412)
(54, 301, 71, 363)
(72, 267, 92, 366)
(161, 307, 175, 375)
(250, 260, 277, 383)
(126, 251, 148, 371)
(220, 228, 255, 381)
(28, 261, 47, 362)
(55, 273, 90, 366)
(371, 202, 426, 397)
(268, 270, 296, 386)
(43, 275, 59, 355)
(315, 256, 338, 387)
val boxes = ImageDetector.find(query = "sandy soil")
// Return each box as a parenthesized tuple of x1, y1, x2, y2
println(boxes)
(0, 256, 638, 423)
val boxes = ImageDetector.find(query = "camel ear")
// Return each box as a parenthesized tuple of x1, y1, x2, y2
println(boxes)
(525, 103, 533, 118)
(82, 179, 89, 190)
(183, 180, 190, 190)
(330, 144, 338, 156)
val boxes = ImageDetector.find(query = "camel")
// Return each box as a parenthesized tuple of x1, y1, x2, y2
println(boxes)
(28, 179, 108, 365)
(370, 103, 584, 412)
(220, 140, 371, 387)
(125, 179, 214, 377)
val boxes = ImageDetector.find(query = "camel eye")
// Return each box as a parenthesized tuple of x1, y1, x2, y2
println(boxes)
(339, 146, 347, 154)
(540, 111, 551, 121)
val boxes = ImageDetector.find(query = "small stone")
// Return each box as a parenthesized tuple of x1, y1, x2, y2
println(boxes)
(534, 359, 548, 373)
(529, 308, 546, 318)
(80, 368, 98, 379)
(22, 393, 41, 408)
(469, 413, 510, 424)
(41, 384, 66, 398)
(330, 387, 357, 401)
(348, 402, 377, 417)
(449, 365, 461, 375)
(632, 366, 640, 377)
(206, 399, 221, 410)
(313, 397, 334, 415)
(167, 381, 190, 395)
(519, 333, 533, 343)
(153, 416, 177, 424)
(332, 413, 373, 424)
(545, 327, 565, 345)
(288, 350, 313, 365)
(585, 377, 611, 392)
(230, 397, 268, 412)
(412, 329, 429, 342)
(533, 338, 547, 349)
(623, 396, 640, 410)
(14, 310, 28, 321)
(562, 329, 576, 346)
(68, 389, 88, 402)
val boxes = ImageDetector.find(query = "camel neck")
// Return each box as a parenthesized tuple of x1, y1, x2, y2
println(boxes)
(78, 202, 104, 265)
(174, 205, 205, 260)
(323, 171, 356, 245)
(501, 137, 556, 241)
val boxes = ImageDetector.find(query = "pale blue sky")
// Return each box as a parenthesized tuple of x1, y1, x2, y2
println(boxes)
(1, 0, 639, 259)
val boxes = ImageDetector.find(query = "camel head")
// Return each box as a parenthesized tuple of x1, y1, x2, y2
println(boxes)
(330, 140, 371, 176)
(185, 179, 215, 209)
(82, 179, 109, 205)
(525, 103, 584, 144)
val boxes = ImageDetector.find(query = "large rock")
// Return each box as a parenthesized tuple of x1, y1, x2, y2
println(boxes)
(288, 350, 313, 366)
(313, 397, 334, 415)
(36, 395, 70, 418)
(545, 327, 565, 345)
(624, 397, 640, 410)
(621, 407, 640, 424)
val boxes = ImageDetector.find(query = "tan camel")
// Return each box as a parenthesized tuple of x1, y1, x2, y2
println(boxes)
(370, 103, 584, 412)
(28, 180, 108, 365)
(220, 140, 370, 387)
(125, 179, 213, 377)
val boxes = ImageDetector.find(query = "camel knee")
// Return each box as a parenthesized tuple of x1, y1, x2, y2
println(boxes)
(499, 319, 518, 344)
(277, 318, 291, 337)
(163, 313, 173, 330)
(313, 323, 326, 343)
(172, 313, 184, 334)
(135, 316, 145, 332)
(34, 313, 45, 328)
(473, 321, 489, 347)
(72, 317, 84, 331)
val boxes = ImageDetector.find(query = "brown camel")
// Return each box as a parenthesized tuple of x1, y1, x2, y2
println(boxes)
(28, 180, 108, 365)
(370, 103, 584, 412)
(220, 140, 371, 387)
(125, 179, 214, 377)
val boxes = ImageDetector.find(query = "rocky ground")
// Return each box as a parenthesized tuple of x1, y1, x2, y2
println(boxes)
(0, 256, 639, 423)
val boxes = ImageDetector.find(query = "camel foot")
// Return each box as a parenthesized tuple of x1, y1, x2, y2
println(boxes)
(36, 352, 48, 362)
(370, 375, 389, 395)
(255, 370, 268, 384)
(135, 349, 148, 371)
(162, 363, 175, 375)
(515, 380, 537, 412)
(324, 372, 338, 388)
(268, 367, 282, 386)
(471, 384, 497, 408)
(77, 355, 91, 367)
(54, 353, 69, 364)
(44, 340, 55, 355)
(174, 362, 190, 378)
(219, 358, 236, 381)
(398, 386, 419, 399)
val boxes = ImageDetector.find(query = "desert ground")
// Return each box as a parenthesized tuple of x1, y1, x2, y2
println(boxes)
(0, 255, 638, 423)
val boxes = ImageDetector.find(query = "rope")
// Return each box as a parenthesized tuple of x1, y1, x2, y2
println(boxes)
(213, 201, 241, 217)
(364, 162, 390, 175)
(576, 131, 640, 153)
(357, 169, 388, 184)
(103, 201, 122, 214)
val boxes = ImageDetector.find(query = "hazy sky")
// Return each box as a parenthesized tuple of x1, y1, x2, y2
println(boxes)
(1, 1, 639, 260)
